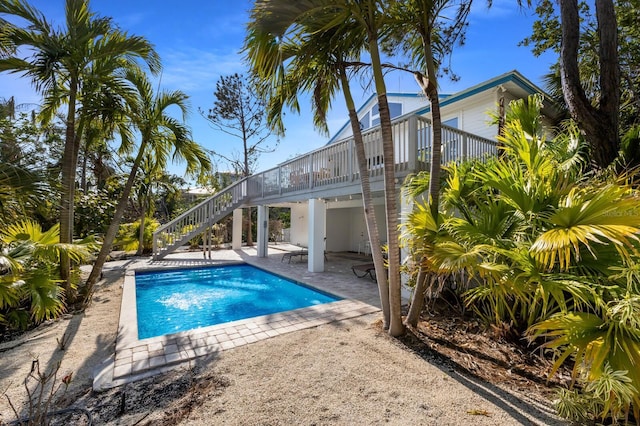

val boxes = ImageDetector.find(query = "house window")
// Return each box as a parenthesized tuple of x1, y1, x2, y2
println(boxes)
(389, 102, 402, 119)
(371, 104, 380, 126)
(368, 102, 403, 128)
(443, 117, 458, 128)
(359, 112, 370, 130)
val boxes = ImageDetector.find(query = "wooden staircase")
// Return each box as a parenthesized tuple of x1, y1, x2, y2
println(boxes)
(152, 179, 249, 260)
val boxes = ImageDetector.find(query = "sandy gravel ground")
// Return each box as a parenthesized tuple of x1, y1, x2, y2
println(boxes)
(0, 261, 562, 425)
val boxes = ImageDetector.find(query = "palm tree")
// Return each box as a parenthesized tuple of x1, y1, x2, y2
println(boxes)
(387, 1, 478, 327)
(255, 0, 404, 336)
(0, 162, 46, 224)
(389, 0, 473, 219)
(83, 69, 211, 304)
(245, 1, 394, 329)
(77, 61, 134, 194)
(133, 155, 182, 256)
(343, 0, 405, 336)
(405, 97, 596, 329)
(0, 0, 160, 297)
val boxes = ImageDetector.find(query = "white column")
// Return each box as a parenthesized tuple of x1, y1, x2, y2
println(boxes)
(232, 208, 243, 250)
(308, 198, 326, 272)
(257, 205, 269, 258)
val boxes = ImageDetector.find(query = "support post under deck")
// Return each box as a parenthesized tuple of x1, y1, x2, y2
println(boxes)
(308, 198, 326, 273)
(257, 205, 269, 258)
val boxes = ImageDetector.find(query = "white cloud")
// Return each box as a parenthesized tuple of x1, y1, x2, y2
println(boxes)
(158, 48, 246, 93)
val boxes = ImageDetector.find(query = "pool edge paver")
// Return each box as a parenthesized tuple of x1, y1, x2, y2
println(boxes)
(93, 250, 385, 391)
(94, 299, 379, 390)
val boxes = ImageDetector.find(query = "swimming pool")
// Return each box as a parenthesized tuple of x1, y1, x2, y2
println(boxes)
(135, 264, 340, 339)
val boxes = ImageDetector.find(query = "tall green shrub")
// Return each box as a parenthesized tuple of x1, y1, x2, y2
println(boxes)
(402, 95, 640, 422)
(113, 218, 160, 254)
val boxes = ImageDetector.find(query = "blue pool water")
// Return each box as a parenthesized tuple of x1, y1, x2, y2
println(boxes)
(135, 264, 340, 339)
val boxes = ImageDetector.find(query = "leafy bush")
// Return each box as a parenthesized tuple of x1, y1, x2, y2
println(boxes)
(401, 95, 640, 421)
(555, 365, 638, 424)
(113, 218, 160, 254)
(74, 188, 117, 238)
(0, 220, 92, 330)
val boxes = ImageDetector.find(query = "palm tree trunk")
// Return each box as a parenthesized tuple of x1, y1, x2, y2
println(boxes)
(136, 199, 146, 256)
(340, 68, 390, 328)
(83, 139, 148, 305)
(246, 207, 253, 246)
(368, 36, 405, 337)
(406, 265, 428, 327)
(415, 69, 443, 221)
(80, 142, 88, 194)
(405, 33, 445, 325)
(59, 75, 78, 301)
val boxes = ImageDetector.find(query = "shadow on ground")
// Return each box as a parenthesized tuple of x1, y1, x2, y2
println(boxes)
(397, 328, 564, 425)
(69, 354, 227, 425)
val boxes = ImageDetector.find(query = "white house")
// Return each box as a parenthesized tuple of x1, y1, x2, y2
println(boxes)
(330, 70, 559, 143)
(153, 70, 561, 271)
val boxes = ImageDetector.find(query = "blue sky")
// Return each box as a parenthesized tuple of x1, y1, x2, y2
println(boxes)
(0, 0, 557, 179)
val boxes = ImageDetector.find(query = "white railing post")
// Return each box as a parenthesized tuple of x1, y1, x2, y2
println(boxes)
(309, 153, 315, 189)
(348, 138, 354, 181)
(462, 132, 468, 162)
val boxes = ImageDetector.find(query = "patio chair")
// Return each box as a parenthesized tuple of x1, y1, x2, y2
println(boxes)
(281, 249, 328, 263)
(281, 249, 308, 263)
(351, 263, 376, 280)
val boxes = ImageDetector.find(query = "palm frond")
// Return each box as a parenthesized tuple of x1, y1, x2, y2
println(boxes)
(529, 297, 640, 397)
(532, 185, 640, 270)
(0, 274, 21, 309)
(21, 267, 65, 322)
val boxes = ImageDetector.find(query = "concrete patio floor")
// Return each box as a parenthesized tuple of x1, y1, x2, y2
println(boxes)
(93, 245, 386, 390)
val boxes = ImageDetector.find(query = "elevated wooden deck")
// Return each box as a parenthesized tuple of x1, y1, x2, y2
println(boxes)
(243, 114, 496, 205)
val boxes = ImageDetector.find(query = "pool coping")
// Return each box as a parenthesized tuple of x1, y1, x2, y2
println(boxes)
(93, 260, 380, 390)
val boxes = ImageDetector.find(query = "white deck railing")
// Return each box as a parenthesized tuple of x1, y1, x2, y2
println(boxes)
(152, 114, 497, 259)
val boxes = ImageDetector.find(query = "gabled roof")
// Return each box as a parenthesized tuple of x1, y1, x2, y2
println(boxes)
(325, 70, 559, 145)
(325, 92, 434, 145)
(413, 70, 551, 116)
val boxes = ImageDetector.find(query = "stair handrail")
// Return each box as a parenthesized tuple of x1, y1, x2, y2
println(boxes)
(154, 176, 250, 236)
(152, 177, 252, 258)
